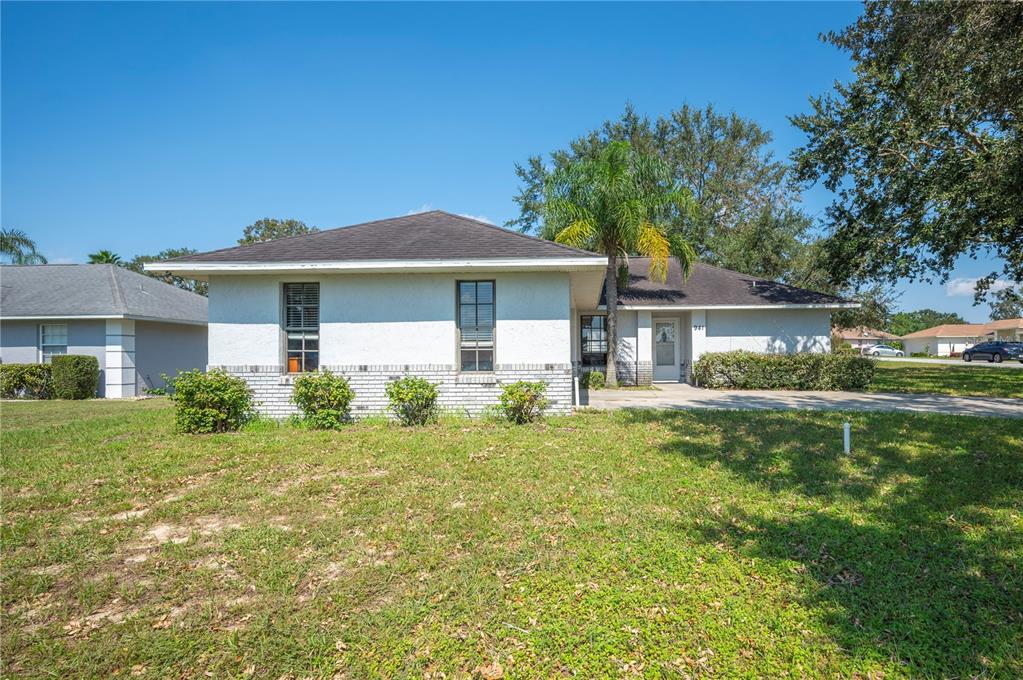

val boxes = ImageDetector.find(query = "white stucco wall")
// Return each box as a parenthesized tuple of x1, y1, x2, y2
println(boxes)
(135, 320, 208, 390)
(208, 271, 571, 368)
(702, 308, 832, 356)
(901, 337, 977, 356)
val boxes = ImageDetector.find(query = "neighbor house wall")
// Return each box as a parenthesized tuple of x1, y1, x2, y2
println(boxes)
(208, 271, 574, 416)
(902, 337, 979, 356)
(701, 309, 832, 357)
(0, 319, 109, 395)
(134, 320, 208, 392)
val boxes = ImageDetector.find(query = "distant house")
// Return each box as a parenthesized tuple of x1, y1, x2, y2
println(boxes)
(984, 318, 1023, 342)
(900, 318, 1023, 356)
(147, 211, 855, 417)
(833, 326, 899, 351)
(0, 265, 208, 397)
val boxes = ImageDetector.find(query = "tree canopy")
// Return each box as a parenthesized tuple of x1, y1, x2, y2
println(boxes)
(87, 250, 121, 264)
(509, 103, 817, 285)
(239, 218, 318, 245)
(125, 248, 208, 296)
(1, 228, 47, 264)
(791, 0, 1023, 297)
(888, 309, 967, 337)
(989, 287, 1023, 321)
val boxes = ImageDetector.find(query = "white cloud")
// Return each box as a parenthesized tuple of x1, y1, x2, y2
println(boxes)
(458, 213, 493, 225)
(406, 204, 494, 224)
(945, 277, 1016, 297)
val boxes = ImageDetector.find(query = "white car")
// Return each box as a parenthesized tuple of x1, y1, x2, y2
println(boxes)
(862, 344, 904, 357)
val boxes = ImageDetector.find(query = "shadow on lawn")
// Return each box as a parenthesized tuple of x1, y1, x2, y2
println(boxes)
(622, 409, 1023, 676)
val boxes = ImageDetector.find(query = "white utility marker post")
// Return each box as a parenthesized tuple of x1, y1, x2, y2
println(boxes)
(843, 422, 851, 454)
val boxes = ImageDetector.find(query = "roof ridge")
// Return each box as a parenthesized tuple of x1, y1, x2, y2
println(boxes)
(431, 210, 599, 257)
(106, 264, 127, 314)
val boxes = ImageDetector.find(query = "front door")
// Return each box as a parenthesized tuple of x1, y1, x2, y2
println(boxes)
(653, 319, 680, 382)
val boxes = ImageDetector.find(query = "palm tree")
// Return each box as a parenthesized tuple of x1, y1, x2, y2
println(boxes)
(88, 250, 122, 264)
(542, 141, 696, 387)
(0, 228, 47, 264)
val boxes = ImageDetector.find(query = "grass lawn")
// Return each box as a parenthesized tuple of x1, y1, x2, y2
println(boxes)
(868, 360, 1023, 398)
(3, 400, 1022, 678)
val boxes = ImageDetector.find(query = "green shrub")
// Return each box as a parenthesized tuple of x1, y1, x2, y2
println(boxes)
(692, 351, 876, 391)
(0, 363, 52, 399)
(582, 370, 605, 390)
(291, 370, 355, 429)
(889, 340, 904, 351)
(50, 355, 99, 399)
(385, 376, 439, 426)
(169, 369, 255, 433)
(910, 352, 930, 358)
(498, 380, 549, 424)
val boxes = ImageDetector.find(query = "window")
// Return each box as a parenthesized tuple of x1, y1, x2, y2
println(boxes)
(39, 323, 68, 363)
(580, 315, 607, 366)
(457, 281, 494, 371)
(283, 283, 319, 373)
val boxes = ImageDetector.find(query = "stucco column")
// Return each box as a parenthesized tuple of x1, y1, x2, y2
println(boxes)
(636, 310, 652, 384)
(105, 319, 136, 398)
(689, 310, 707, 369)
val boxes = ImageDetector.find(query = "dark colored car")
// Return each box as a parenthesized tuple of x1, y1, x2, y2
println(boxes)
(962, 341, 1023, 363)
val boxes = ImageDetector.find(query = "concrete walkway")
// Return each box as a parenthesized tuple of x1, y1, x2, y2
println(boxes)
(583, 383, 1023, 419)
(876, 356, 1023, 368)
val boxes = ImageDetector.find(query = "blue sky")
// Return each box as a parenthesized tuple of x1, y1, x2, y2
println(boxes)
(1, 1, 1006, 321)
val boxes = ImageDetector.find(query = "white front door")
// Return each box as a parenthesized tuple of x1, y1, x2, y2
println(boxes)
(653, 319, 680, 382)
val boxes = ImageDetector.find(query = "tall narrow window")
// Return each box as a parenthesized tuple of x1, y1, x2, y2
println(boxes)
(39, 323, 68, 363)
(284, 283, 319, 373)
(580, 315, 607, 366)
(457, 280, 494, 371)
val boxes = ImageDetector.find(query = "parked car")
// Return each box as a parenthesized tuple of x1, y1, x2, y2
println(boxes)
(862, 344, 904, 357)
(962, 341, 1023, 363)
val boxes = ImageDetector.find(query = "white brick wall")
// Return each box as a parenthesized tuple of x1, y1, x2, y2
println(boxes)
(218, 363, 574, 419)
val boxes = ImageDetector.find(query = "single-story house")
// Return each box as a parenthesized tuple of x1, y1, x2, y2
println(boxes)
(983, 318, 1023, 342)
(832, 326, 900, 351)
(901, 318, 1023, 356)
(0, 264, 208, 397)
(900, 324, 989, 356)
(148, 211, 855, 416)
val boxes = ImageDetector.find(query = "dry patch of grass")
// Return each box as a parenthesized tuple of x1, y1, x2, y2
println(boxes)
(2, 400, 1022, 678)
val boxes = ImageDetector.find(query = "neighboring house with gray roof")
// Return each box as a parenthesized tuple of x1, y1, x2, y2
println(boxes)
(147, 210, 854, 416)
(1, 264, 208, 397)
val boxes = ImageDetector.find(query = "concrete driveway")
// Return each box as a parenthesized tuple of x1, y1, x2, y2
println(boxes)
(582, 383, 1023, 419)
(876, 356, 1023, 368)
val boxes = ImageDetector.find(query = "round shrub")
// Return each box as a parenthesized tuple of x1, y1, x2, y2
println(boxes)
(50, 355, 99, 400)
(169, 369, 255, 433)
(291, 370, 355, 429)
(692, 351, 876, 391)
(385, 376, 439, 426)
(583, 370, 605, 390)
(0, 363, 52, 399)
(498, 380, 549, 424)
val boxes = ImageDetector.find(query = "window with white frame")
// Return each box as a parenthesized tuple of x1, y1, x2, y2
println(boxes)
(457, 280, 494, 371)
(39, 323, 68, 363)
(283, 283, 319, 373)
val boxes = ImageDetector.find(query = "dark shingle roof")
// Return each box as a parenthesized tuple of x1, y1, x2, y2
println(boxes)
(168, 211, 597, 263)
(603, 258, 849, 307)
(0, 265, 207, 324)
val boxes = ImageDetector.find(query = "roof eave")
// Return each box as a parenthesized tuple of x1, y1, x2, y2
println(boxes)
(146, 257, 608, 278)
(600, 302, 859, 311)
(0, 313, 207, 326)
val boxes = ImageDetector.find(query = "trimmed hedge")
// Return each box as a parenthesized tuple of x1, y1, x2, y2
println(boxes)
(692, 351, 876, 391)
(51, 355, 100, 399)
(169, 369, 255, 433)
(0, 363, 52, 399)
(581, 370, 605, 390)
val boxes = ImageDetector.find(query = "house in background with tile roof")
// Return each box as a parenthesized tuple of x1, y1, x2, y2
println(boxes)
(901, 318, 1023, 356)
(0, 264, 208, 397)
(832, 326, 900, 352)
(147, 210, 856, 417)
